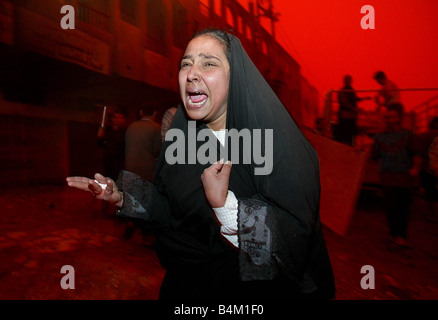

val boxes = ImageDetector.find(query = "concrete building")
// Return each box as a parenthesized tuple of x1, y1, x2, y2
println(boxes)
(0, 0, 320, 185)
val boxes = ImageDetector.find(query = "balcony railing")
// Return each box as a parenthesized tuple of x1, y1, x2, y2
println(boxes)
(323, 88, 438, 135)
(77, 1, 110, 31)
(412, 94, 438, 133)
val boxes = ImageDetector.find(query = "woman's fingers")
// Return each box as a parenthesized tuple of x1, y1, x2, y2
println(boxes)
(203, 160, 232, 178)
(104, 179, 114, 194)
(66, 175, 107, 195)
(66, 176, 89, 184)
(88, 179, 103, 195)
(220, 161, 232, 178)
(93, 173, 116, 195)
(205, 160, 223, 175)
(66, 174, 121, 206)
(66, 176, 92, 191)
(201, 160, 232, 208)
(94, 173, 107, 183)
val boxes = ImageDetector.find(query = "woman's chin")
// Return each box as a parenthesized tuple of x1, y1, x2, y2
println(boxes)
(185, 108, 207, 121)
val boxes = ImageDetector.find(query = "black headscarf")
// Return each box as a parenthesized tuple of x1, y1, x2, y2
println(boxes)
(150, 32, 334, 297)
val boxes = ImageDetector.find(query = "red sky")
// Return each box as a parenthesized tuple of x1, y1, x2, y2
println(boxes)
(240, 0, 438, 113)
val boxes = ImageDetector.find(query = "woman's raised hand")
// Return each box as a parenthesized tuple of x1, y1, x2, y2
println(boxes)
(201, 160, 232, 208)
(66, 173, 123, 207)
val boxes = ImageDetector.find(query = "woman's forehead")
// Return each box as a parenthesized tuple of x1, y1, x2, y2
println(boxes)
(184, 35, 227, 58)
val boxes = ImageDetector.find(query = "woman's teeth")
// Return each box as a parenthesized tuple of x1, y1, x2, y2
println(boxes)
(188, 92, 207, 106)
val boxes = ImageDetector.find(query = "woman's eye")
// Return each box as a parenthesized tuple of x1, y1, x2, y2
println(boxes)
(205, 62, 215, 67)
(180, 62, 191, 69)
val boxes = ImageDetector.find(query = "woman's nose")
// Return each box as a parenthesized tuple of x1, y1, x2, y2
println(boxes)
(187, 66, 200, 82)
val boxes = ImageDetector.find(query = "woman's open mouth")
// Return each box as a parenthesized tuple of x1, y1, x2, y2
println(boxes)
(187, 91, 208, 109)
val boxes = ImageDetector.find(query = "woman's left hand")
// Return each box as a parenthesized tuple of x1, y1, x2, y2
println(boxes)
(201, 160, 232, 208)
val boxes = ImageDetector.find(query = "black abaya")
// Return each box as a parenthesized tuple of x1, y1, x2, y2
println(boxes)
(116, 33, 335, 300)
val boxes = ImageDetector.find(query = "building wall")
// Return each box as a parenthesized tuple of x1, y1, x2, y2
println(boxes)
(0, 0, 320, 186)
(0, 113, 69, 185)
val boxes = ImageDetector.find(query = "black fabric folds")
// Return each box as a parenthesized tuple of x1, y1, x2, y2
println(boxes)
(226, 36, 334, 296)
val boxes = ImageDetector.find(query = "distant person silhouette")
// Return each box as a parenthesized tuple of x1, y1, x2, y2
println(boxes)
(161, 106, 178, 142)
(125, 107, 162, 181)
(313, 117, 332, 138)
(411, 117, 438, 222)
(122, 106, 163, 240)
(372, 102, 414, 248)
(97, 109, 127, 181)
(335, 75, 371, 146)
(373, 71, 400, 111)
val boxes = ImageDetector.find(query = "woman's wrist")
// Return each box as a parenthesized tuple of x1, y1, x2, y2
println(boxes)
(115, 191, 124, 208)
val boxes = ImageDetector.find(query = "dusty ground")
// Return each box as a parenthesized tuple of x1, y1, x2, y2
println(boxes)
(0, 185, 437, 301)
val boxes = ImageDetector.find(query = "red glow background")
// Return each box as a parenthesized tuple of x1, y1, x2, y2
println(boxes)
(242, 0, 438, 112)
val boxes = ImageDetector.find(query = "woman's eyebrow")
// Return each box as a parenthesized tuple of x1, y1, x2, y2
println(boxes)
(181, 53, 221, 61)
(199, 53, 221, 61)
